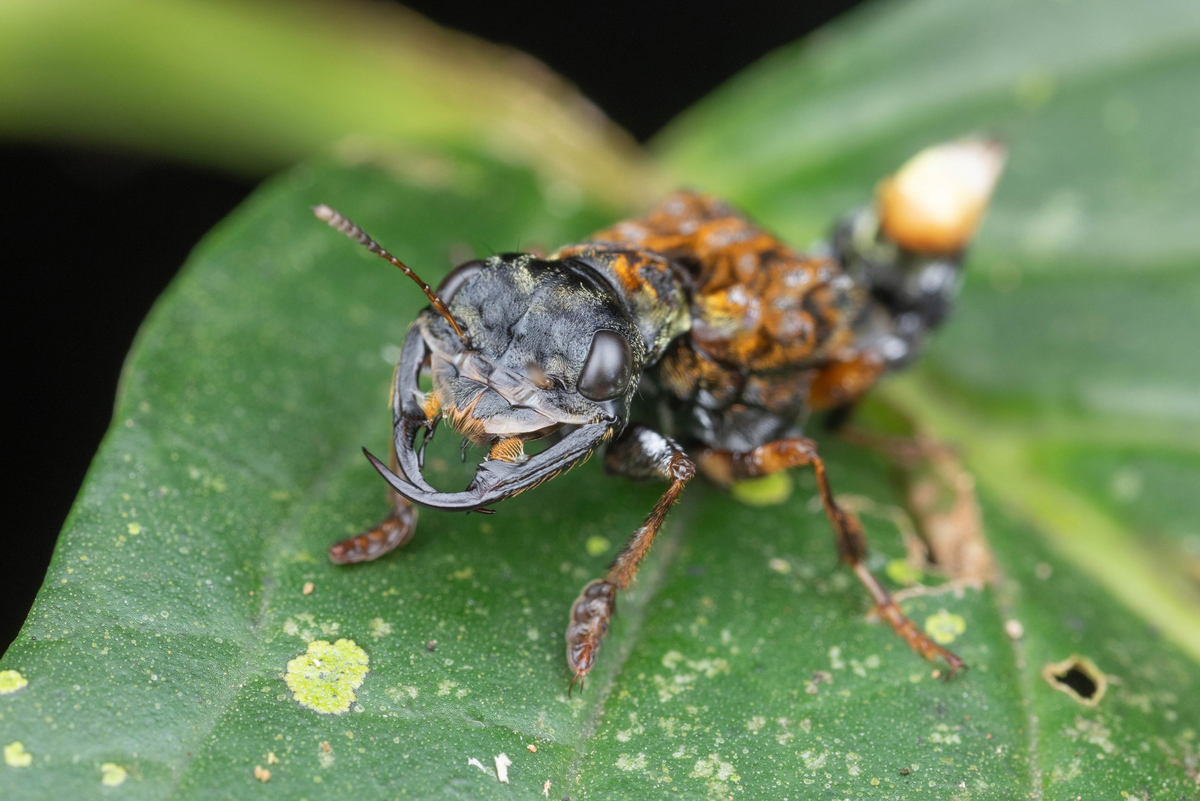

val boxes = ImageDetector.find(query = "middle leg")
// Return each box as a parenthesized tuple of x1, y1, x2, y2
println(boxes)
(697, 437, 965, 675)
(566, 424, 695, 691)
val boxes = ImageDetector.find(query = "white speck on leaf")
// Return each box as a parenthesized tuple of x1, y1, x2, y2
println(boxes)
(828, 646, 845, 670)
(616, 753, 647, 771)
(495, 753, 511, 783)
(369, 617, 392, 639)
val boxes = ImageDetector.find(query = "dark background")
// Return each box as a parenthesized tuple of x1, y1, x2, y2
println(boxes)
(0, 0, 863, 653)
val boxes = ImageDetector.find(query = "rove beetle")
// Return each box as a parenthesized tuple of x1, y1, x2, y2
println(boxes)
(313, 137, 1005, 690)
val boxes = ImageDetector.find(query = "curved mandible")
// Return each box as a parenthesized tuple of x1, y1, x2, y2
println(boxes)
(390, 323, 442, 494)
(366, 422, 613, 512)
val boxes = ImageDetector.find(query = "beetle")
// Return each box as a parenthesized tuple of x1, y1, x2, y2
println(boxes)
(313, 137, 1005, 690)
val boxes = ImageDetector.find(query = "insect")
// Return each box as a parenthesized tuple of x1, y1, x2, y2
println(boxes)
(313, 137, 1005, 690)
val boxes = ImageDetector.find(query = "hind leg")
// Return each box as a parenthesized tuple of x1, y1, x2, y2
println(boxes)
(698, 437, 964, 675)
(329, 444, 418, 564)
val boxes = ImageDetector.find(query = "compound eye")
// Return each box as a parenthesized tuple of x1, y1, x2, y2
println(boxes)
(578, 330, 632, 401)
(436, 260, 485, 305)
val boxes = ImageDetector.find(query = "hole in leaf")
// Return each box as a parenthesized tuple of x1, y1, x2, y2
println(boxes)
(1057, 665, 1097, 697)
(1041, 655, 1106, 706)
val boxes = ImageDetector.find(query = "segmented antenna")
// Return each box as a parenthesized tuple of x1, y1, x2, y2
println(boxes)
(312, 204, 469, 344)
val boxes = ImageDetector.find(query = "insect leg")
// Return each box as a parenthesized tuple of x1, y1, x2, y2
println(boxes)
(566, 425, 695, 692)
(697, 438, 965, 676)
(329, 441, 418, 564)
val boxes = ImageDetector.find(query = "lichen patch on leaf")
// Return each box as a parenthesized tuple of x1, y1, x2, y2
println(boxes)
(4, 741, 32, 767)
(0, 670, 28, 695)
(282, 613, 341, 641)
(585, 535, 611, 556)
(284, 638, 370, 714)
(690, 752, 740, 797)
(730, 472, 792, 506)
(886, 558, 924, 586)
(923, 609, 966, 644)
(100, 763, 127, 787)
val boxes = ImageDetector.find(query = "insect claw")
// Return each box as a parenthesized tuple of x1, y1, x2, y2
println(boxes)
(941, 652, 967, 680)
(565, 580, 615, 694)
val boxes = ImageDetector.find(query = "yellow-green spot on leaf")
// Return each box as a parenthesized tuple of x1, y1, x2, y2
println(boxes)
(730, 473, 792, 506)
(924, 609, 967, 645)
(100, 763, 127, 787)
(0, 670, 28, 695)
(126, 522, 141, 535)
(886, 559, 924, 586)
(585, 535, 611, 557)
(284, 639, 370, 715)
(4, 741, 32, 768)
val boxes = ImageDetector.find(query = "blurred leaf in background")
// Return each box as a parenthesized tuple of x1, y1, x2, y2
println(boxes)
(1, 0, 1198, 798)
(0, 0, 658, 209)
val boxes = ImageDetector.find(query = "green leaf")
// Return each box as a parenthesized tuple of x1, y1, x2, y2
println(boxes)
(3, 151, 1196, 799)
(0, 0, 658, 211)
(4, 0, 1200, 798)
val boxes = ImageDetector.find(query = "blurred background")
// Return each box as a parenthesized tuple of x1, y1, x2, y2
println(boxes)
(0, 0, 864, 652)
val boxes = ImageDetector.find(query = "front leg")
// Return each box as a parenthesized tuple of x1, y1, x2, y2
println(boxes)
(697, 437, 965, 675)
(328, 442, 418, 564)
(566, 425, 694, 691)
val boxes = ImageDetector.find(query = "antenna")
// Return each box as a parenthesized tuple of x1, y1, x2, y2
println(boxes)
(312, 205, 469, 344)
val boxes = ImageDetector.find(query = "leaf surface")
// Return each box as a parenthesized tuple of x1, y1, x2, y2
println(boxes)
(3, 0, 1200, 798)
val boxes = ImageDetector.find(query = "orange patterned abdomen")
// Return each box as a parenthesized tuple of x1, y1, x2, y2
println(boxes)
(585, 191, 865, 374)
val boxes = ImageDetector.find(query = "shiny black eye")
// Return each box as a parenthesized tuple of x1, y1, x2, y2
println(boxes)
(436, 260, 485, 305)
(578, 330, 632, 401)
